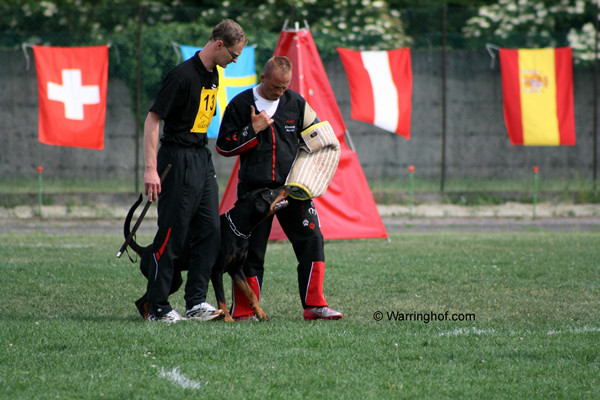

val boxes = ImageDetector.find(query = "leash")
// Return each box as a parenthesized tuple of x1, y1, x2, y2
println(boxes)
(224, 210, 251, 239)
(116, 164, 172, 258)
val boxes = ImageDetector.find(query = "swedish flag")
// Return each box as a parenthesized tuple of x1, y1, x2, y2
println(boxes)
(180, 45, 257, 138)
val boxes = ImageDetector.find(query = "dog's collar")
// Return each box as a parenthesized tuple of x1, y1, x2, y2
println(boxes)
(225, 211, 251, 239)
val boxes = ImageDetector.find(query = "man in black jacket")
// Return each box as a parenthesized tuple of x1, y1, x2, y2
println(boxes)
(143, 19, 247, 323)
(217, 56, 342, 321)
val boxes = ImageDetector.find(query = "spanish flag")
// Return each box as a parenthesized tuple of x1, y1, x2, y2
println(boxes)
(499, 47, 575, 146)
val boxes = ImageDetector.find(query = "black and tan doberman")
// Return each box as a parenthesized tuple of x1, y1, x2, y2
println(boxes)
(123, 186, 290, 322)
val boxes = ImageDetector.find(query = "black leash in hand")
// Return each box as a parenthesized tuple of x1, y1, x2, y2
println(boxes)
(116, 164, 172, 258)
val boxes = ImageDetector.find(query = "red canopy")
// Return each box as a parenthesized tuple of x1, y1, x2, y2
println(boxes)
(219, 27, 387, 240)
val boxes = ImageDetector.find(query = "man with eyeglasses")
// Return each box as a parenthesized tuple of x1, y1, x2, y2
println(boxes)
(226, 46, 241, 60)
(142, 19, 247, 323)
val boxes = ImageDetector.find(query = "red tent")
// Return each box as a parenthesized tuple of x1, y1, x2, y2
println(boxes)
(219, 26, 388, 240)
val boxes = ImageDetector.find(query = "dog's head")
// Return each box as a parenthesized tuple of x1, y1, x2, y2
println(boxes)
(234, 185, 290, 218)
(263, 185, 290, 215)
(226, 186, 290, 236)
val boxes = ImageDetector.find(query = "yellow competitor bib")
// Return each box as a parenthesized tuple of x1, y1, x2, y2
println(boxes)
(191, 87, 217, 133)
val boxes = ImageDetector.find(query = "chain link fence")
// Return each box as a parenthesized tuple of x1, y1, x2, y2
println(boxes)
(1, 4, 598, 199)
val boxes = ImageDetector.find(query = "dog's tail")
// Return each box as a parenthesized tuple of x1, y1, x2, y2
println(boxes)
(124, 194, 145, 257)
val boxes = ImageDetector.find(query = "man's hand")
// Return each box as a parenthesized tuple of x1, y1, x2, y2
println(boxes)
(143, 111, 162, 202)
(144, 169, 161, 202)
(250, 105, 273, 133)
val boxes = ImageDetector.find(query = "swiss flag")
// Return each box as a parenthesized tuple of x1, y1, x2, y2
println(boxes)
(33, 45, 109, 150)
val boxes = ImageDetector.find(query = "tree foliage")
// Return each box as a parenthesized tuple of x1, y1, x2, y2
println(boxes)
(462, 0, 600, 64)
(2, 0, 414, 120)
(1, 0, 412, 52)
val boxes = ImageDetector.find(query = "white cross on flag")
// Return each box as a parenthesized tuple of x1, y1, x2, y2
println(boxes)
(33, 45, 109, 150)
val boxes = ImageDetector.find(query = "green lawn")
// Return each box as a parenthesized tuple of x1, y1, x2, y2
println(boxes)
(1, 230, 598, 399)
(2, 176, 598, 205)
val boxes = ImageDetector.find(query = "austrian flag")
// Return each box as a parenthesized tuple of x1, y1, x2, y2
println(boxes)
(33, 45, 109, 150)
(337, 47, 412, 139)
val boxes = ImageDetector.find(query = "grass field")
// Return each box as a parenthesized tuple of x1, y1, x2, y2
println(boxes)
(2, 176, 599, 205)
(1, 229, 599, 399)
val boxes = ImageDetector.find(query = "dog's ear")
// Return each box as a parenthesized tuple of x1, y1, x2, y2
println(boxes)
(260, 189, 279, 206)
(255, 197, 270, 214)
(256, 189, 276, 214)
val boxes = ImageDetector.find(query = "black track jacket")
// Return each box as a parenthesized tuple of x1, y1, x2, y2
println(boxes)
(216, 88, 316, 187)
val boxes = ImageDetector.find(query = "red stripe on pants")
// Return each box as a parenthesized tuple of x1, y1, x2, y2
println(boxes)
(154, 227, 172, 261)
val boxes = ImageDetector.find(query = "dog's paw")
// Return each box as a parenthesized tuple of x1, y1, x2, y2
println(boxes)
(256, 313, 269, 321)
(223, 315, 235, 323)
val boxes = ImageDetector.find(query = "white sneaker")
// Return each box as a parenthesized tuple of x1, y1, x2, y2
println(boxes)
(185, 302, 225, 321)
(303, 306, 343, 320)
(147, 309, 186, 323)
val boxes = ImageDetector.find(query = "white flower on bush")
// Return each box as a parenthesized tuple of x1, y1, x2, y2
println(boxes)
(464, 0, 599, 64)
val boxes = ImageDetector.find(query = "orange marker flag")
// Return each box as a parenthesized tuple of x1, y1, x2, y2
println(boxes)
(499, 47, 575, 146)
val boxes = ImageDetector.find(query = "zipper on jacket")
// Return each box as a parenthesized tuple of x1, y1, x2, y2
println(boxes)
(271, 125, 276, 181)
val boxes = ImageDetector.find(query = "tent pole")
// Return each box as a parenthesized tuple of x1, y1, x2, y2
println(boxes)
(440, 3, 447, 193)
(134, 3, 143, 193)
(594, 1, 598, 191)
(345, 130, 356, 152)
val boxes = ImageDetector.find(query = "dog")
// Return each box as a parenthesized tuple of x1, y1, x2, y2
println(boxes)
(124, 186, 290, 322)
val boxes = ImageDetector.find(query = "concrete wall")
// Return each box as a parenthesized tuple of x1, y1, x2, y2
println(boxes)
(333, 49, 596, 181)
(1, 49, 596, 184)
(1, 50, 138, 180)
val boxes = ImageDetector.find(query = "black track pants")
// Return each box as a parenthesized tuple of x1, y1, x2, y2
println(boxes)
(236, 181, 327, 308)
(147, 145, 220, 316)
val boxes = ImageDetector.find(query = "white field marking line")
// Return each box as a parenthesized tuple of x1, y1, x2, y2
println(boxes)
(437, 327, 496, 337)
(546, 326, 600, 335)
(159, 367, 203, 390)
(22, 243, 92, 248)
(437, 326, 600, 338)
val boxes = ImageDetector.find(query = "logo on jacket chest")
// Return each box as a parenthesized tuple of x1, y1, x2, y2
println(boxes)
(284, 120, 296, 134)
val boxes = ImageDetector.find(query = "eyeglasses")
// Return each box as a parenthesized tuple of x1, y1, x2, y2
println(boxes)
(226, 47, 240, 60)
